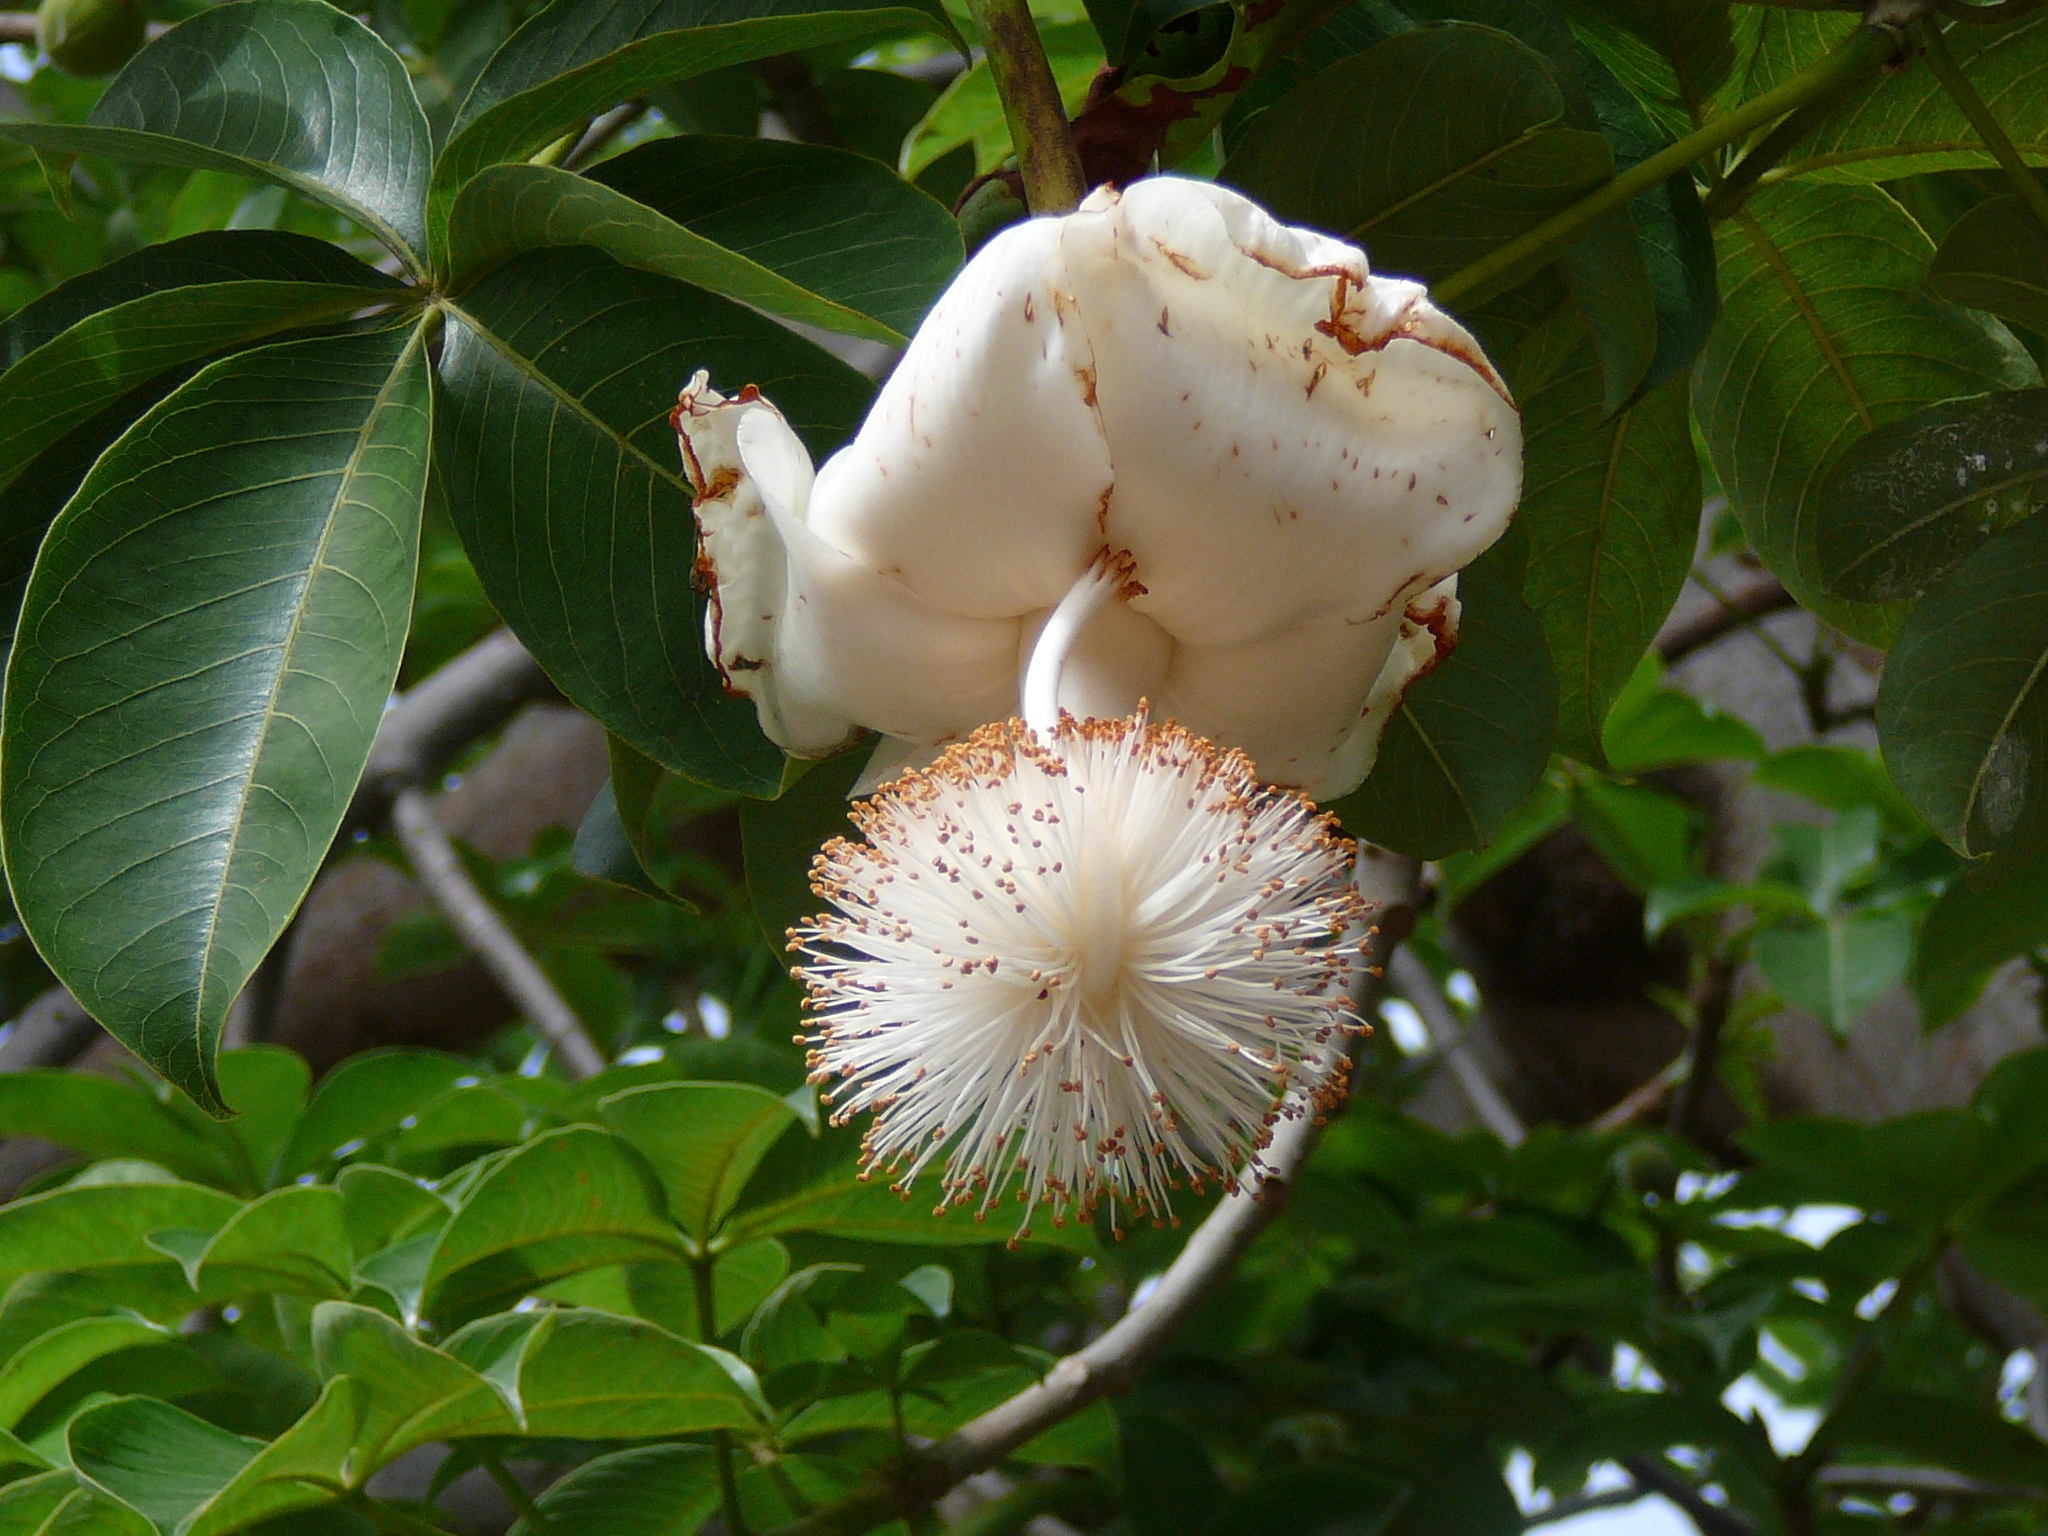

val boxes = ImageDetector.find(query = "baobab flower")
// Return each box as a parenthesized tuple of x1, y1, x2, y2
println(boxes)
(678, 176, 1519, 800)
(791, 559, 1370, 1237)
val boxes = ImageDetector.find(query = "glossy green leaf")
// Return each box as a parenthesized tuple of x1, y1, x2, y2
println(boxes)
(739, 747, 867, 952)
(0, 1181, 240, 1278)
(429, 0, 961, 253)
(214, 1048, 308, 1190)
(1929, 195, 2048, 333)
(421, 1126, 686, 1322)
(434, 247, 871, 794)
(184, 1185, 353, 1298)
(1754, 912, 1914, 1034)
(66, 1398, 260, 1534)
(512, 1443, 720, 1536)
(180, 1379, 360, 1536)
(0, 2, 433, 268)
(1224, 24, 1614, 288)
(1, 322, 433, 1114)
(310, 1303, 514, 1473)
(334, 1166, 447, 1265)
(1765, 11, 2048, 184)
(1519, 352, 1699, 761)
(451, 138, 959, 345)
(1817, 388, 2048, 603)
(1602, 656, 1766, 772)
(0, 281, 408, 502)
(0, 1319, 168, 1433)
(0, 1077, 240, 1192)
(0, 1473, 83, 1534)
(1327, 544, 1558, 860)
(275, 1052, 476, 1183)
(1878, 514, 2048, 867)
(602, 1082, 802, 1240)
(1692, 182, 2037, 641)
(509, 1310, 760, 1437)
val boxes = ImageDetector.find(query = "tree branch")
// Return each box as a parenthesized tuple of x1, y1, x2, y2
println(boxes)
(965, 0, 1086, 212)
(1919, 17, 2048, 234)
(1623, 1457, 1757, 1536)
(387, 786, 606, 1079)
(1668, 956, 1737, 1145)
(1389, 947, 1528, 1145)
(1655, 573, 1796, 663)
(345, 630, 560, 835)
(765, 848, 1423, 1536)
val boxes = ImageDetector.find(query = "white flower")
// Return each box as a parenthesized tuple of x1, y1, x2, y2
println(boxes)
(793, 703, 1368, 1239)
(678, 176, 1519, 800)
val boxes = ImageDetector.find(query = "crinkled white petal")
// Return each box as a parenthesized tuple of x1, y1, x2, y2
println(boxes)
(678, 177, 1521, 800)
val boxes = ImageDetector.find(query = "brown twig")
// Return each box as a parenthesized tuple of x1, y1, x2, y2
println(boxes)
(764, 849, 1423, 1536)
(387, 786, 605, 1079)
(1655, 573, 1797, 663)
(1389, 947, 1527, 1146)
(1591, 1057, 1685, 1133)
(965, 0, 1086, 212)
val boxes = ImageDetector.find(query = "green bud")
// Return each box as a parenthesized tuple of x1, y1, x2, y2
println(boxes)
(35, 0, 145, 77)
(1614, 1138, 1680, 1202)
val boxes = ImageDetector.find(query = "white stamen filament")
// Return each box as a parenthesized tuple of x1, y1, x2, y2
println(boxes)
(791, 709, 1370, 1242)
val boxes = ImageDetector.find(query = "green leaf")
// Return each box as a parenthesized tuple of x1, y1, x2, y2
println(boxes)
(0, 1077, 240, 1191)
(1833, 1387, 2048, 1488)
(0, 2, 433, 269)
(0, 1181, 240, 1278)
(1929, 195, 2048, 333)
(0, 1318, 168, 1432)
(1816, 388, 2048, 603)
(1208, 1467, 1408, 1536)
(1602, 656, 1766, 772)
(1771, 12, 2048, 184)
(1878, 514, 2048, 867)
(421, 1126, 686, 1323)
(572, 781, 677, 904)
(1915, 850, 2048, 1022)
(1519, 356, 1699, 761)
(738, 747, 868, 952)
(215, 1048, 308, 1190)
(275, 1052, 476, 1184)
(434, 247, 871, 794)
(1571, 772, 1698, 892)
(602, 1082, 802, 1241)
(1691, 181, 2038, 641)
(1741, 1110, 1986, 1231)
(1750, 743, 1921, 831)
(66, 1398, 259, 1535)
(178, 1378, 361, 1536)
(1223, 23, 1615, 289)
(180, 1185, 353, 1298)
(336, 1166, 446, 1261)
(429, 0, 962, 255)
(1, 322, 433, 1115)
(1327, 543, 1558, 860)
(505, 1310, 761, 1438)
(310, 1302, 514, 1472)
(1643, 876, 1808, 939)
(902, 20, 1105, 178)
(450, 138, 959, 347)
(512, 1443, 720, 1536)
(0, 274, 408, 500)
(1754, 912, 1915, 1033)
(0, 1473, 84, 1534)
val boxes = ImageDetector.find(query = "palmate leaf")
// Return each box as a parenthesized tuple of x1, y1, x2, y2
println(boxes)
(1878, 514, 2048, 870)
(1749, 10, 2048, 184)
(449, 139, 961, 345)
(0, 2, 433, 270)
(1691, 180, 2038, 644)
(1518, 347, 1699, 763)
(434, 246, 871, 795)
(1222, 23, 1615, 288)
(603, 1082, 804, 1241)
(428, 0, 962, 256)
(1, 322, 433, 1114)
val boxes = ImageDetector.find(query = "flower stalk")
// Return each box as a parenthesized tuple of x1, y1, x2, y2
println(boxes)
(1918, 17, 2048, 235)
(966, 0, 1087, 212)
(1432, 23, 1898, 306)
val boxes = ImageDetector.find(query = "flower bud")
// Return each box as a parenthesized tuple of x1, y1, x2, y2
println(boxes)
(679, 177, 1521, 799)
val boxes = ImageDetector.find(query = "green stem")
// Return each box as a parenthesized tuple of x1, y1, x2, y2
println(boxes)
(341, 1492, 459, 1536)
(477, 1448, 554, 1534)
(694, 1256, 751, 1536)
(1433, 24, 1897, 307)
(1701, 69, 1869, 220)
(1781, 1243, 1944, 1515)
(1919, 17, 2048, 234)
(965, 0, 1087, 213)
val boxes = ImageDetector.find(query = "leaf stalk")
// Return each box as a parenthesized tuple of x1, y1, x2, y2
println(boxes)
(1918, 17, 2048, 235)
(1433, 24, 1898, 308)
(966, 0, 1088, 213)
(694, 1255, 752, 1536)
